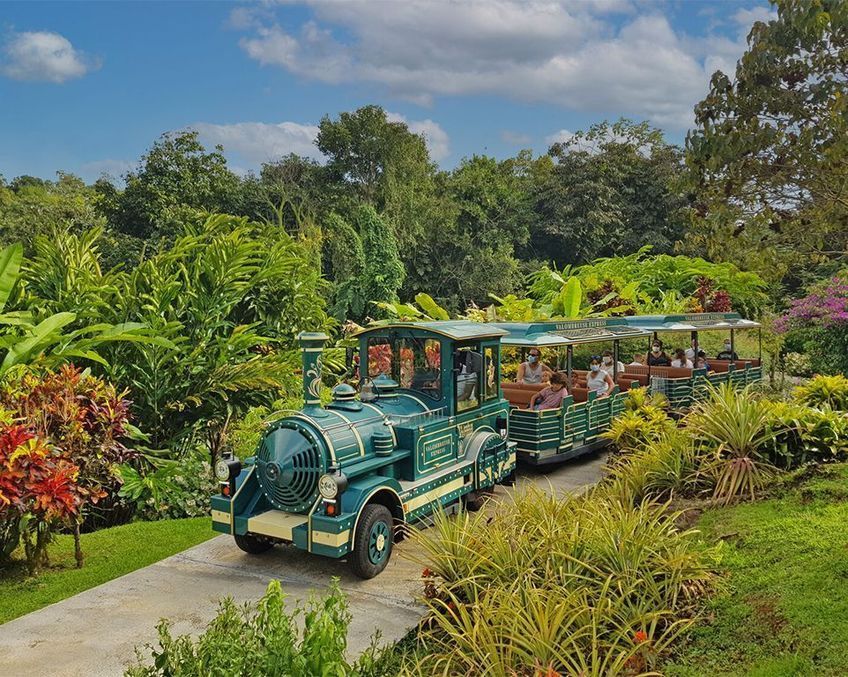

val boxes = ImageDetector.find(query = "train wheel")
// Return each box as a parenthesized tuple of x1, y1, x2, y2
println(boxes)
(234, 533, 274, 554)
(351, 504, 393, 579)
(463, 487, 495, 512)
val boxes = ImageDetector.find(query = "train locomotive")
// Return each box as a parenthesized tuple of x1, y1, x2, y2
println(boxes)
(211, 322, 516, 578)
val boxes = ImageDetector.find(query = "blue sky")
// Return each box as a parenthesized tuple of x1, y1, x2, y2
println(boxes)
(1, 0, 775, 183)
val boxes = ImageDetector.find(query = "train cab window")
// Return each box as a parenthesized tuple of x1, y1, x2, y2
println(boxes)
(398, 337, 442, 399)
(367, 337, 393, 377)
(455, 345, 482, 412)
(483, 346, 498, 401)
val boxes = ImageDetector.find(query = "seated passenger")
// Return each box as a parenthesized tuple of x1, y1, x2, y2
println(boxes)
(695, 350, 710, 371)
(529, 372, 568, 410)
(671, 348, 693, 368)
(517, 349, 552, 384)
(685, 338, 699, 362)
(716, 340, 739, 361)
(601, 350, 625, 376)
(586, 356, 615, 397)
(628, 354, 645, 367)
(647, 340, 671, 366)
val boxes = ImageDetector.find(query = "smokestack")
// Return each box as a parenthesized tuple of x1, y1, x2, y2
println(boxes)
(298, 331, 329, 416)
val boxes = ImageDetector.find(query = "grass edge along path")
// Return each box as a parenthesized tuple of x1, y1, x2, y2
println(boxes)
(665, 463, 848, 677)
(0, 517, 214, 624)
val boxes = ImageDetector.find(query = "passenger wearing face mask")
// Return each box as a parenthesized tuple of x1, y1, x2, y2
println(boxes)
(517, 349, 552, 384)
(586, 356, 615, 397)
(647, 340, 671, 366)
(716, 340, 739, 361)
(600, 350, 625, 377)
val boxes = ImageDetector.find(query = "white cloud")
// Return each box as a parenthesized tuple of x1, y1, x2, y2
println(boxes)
(1, 31, 98, 83)
(385, 112, 450, 161)
(545, 129, 575, 146)
(79, 158, 134, 182)
(501, 130, 532, 146)
(192, 121, 322, 165)
(733, 6, 777, 26)
(192, 114, 450, 166)
(234, 2, 773, 129)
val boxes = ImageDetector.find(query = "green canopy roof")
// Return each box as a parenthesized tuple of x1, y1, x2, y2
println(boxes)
(622, 313, 761, 332)
(353, 321, 508, 341)
(492, 320, 651, 347)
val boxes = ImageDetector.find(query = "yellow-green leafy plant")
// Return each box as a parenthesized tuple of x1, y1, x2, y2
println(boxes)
(405, 487, 716, 675)
(686, 383, 778, 504)
(794, 374, 848, 411)
(602, 429, 708, 506)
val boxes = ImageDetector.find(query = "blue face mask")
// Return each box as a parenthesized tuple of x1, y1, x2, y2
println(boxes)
(528, 355, 538, 364)
(591, 364, 600, 373)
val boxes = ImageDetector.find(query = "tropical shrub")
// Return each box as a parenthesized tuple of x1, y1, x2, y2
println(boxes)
(0, 364, 132, 567)
(408, 486, 716, 675)
(602, 430, 707, 507)
(783, 351, 813, 377)
(603, 387, 674, 453)
(126, 578, 395, 677)
(686, 384, 778, 504)
(101, 214, 326, 455)
(119, 446, 215, 520)
(0, 423, 84, 573)
(763, 400, 848, 468)
(528, 247, 769, 318)
(776, 274, 848, 376)
(794, 374, 848, 411)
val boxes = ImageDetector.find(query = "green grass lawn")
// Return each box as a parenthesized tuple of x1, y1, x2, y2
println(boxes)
(0, 517, 215, 624)
(666, 463, 848, 676)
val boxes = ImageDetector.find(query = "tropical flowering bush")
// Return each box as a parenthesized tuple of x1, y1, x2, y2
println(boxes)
(0, 423, 85, 573)
(0, 365, 132, 571)
(776, 274, 848, 376)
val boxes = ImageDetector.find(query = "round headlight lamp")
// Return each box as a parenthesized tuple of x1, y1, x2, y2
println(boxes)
(215, 457, 241, 482)
(318, 471, 348, 500)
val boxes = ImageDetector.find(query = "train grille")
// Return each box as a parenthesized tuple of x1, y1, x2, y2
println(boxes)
(256, 424, 325, 513)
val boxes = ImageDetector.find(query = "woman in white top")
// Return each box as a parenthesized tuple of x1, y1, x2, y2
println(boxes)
(670, 348, 694, 368)
(517, 349, 552, 384)
(586, 357, 614, 397)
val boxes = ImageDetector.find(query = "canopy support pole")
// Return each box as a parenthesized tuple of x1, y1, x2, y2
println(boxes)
(613, 340, 619, 381)
(691, 330, 699, 365)
(730, 329, 736, 362)
(567, 345, 574, 392)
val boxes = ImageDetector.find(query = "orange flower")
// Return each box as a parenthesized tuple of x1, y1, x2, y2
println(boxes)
(421, 567, 433, 578)
(633, 630, 649, 644)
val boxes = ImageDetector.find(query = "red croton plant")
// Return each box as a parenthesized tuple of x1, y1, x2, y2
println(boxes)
(0, 365, 132, 574)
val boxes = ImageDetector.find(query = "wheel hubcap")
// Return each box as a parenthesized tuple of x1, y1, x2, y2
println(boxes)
(368, 521, 391, 565)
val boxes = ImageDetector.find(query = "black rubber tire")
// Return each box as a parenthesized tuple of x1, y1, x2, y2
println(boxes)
(502, 470, 516, 486)
(234, 533, 274, 554)
(350, 504, 394, 579)
(463, 486, 494, 512)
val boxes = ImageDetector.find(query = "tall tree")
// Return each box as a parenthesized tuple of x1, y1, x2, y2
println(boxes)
(685, 0, 848, 288)
(108, 131, 242, 240)
(532, 119, 688, 267)
(0, 173, 104, 252)
(353, 204, 405, 316)
(316, 105, 438, 252)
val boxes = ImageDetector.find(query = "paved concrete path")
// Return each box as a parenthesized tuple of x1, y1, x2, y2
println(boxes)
(0, 453, 606, 677)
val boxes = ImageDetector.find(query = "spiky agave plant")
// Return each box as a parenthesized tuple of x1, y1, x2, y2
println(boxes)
(686, 383, 778, 504)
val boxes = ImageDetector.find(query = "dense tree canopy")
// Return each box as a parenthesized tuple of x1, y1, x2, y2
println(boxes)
(532, 119, 688, 266)
(686, 0, 848, 288)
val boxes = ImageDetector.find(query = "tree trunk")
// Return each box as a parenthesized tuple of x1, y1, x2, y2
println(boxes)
(73, 520, 84, 568)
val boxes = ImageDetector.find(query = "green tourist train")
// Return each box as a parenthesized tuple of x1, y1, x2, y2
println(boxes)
(211, 312, 761, 577)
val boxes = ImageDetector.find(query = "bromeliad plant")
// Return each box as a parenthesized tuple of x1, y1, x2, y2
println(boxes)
(794, 374, 848, 411)
(686, 383, 779, 504)
(407, 486, 716, 675)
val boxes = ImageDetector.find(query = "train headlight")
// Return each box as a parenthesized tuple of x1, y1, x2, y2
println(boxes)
(215, 457, 241, 482)
(318, 471, 348, 500)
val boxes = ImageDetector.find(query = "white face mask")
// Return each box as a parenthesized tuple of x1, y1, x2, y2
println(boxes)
(603, 357, 612, 365)
(652, 346, 661, 354)
(724, 343, 732, 350)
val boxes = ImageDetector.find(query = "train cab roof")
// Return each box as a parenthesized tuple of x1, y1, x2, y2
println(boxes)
(622, 312, 761, 332)
(491, 319, 651, 347)
(353, 320, 508, 342)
